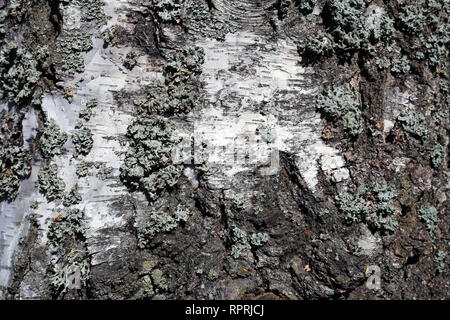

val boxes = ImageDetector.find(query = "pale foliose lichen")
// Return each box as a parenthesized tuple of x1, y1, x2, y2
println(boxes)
(56, 0, 106, 73)
(39, 118, 68, 158)
(151, 269, 168, 291)
(232, 194, 246, 211)
(72, 124, 93, 157)
(430, 143, 445, 168)
(397, 2, 425, 35)
(316, 86, 363, 136)
(0, 41, 48, 105)
(63, 187, 82, 207)
(79, 99, 97, 121)
(56, 31, 93, 74)
(435, 250, 447, 273)
(335, 184, 399, 234)
(390, 55, 411, 75)
(249, 232, 270, 247)
(397, 0, 449, 69)
(0, 144, 32, 201)
(37, 164, 66, 201)
(152, 0, 183, 23)
(48, 208, 88, 246)
(397, 111, 428, 141)
(47, 206, 90, 295)
(298, 0, 318, 14)
(230, 226, 250, 259)
(152, 0, 235, 40)
(76, 161, 91, 177)
(123, 51, 139, 70)
(182, 0, 236, 41)
(49, 249, 90, 295)
(323, 0, 368, 51)
(136, 45, 204, 115)
(137, 205, 191, 248)
(418, 205, 438, 234)
(95, 163, 113, 180)
(120, 116, 181, 201)
(296, 31, 333, 64)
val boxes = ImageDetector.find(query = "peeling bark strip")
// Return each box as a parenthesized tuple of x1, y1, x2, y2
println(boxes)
(0, 0, 449, 299)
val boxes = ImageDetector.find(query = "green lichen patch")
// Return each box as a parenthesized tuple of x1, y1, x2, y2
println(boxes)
(137, 45, 204, 115)
(47, 205, 90, 296)
(316, 86, 363, 136)
(430, 143, 445, 169)
(49, 248, 90, 295)
(79, 99, 97, 121)
(39, 118, 68, 158)
(137, 205, 191, 248)
(152, 0, 183, 23)
(335, 184, 399, 234)
(182, 0, 237, 41)
(296, 31, 333, 64)
(56, 31, 93, 74)
(123, 51, 139, 70)
(390, 55, 411, 75)
(48, 208, 88, 246)
(0, 144, 32, 201)
(95, 163, 113, 180)
(0, 41, 48, 105)
(322, 0, 368, 51)
(418, 205, 438, 233)
(72, 124, 93, 157)
(435, 250, 447, 273)
(249, 232, 270, 247)
(297, 0, 317, 15)
(37, 164, 66, 201)
(165, 45, 205, 84)
(54, 0, 106, 74)
(152, 0, 235, 41)
(63, 187, 82, 207)
(151, 269, 168, 291)
(397, 111, 428, 141)
(120, 116, 181, 201)
(230, 226, 250, 259)
(75, 161, 91, 177)
(397, 0, 449, 69)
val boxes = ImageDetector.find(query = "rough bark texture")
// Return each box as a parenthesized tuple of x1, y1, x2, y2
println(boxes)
(0, 0, 448, 300)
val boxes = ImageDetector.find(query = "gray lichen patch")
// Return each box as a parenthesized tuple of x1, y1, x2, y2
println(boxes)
(418, 205, 438, 234)
(181, 0, 237, 40)
(397, 111, 429, 141)
(37, 164, 66, 201)
(39, 118, 68, 158)
(0, 41, 48, 105)
(430, 142, 445, 168)
(152, 0, 183, 23)
(72, 124, 93, 157)
(75, 161, 91, 178)
(120, 116, 181, 201)
(316, 86, 363, 136)
(63, 187, 82, 207)
(335, 184, 399, 234)
(136, 45, 204, 115)
(123, 51, 139, 70)
(47, 207, 90, 297)
(0, 144, 32, 201)
(56, 31, 93, 74)
(296, 30, 333, 64)
(55, 0, 107, 74)
(78, 99, 97, 121)
(152, 0, 236, 40)
(137, 204, 191, 248)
